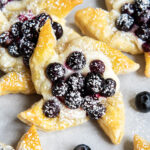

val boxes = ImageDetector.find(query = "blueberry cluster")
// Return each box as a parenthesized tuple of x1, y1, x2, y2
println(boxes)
(116, 0, 150, 52)
(44, 51, 116, 119)
(0, 13, 63, 68)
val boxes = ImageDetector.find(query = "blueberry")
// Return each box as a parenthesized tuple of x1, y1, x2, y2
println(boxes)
(10, 22, 22, 38)
(66, 73, 85, 91)
(87, 103, 106, 120)
(42, 100, 60, 118)
(74, 144, 91, 150)
(90, 60, 105, 74)
(52, 22, 63, 40)
(46, 63, 65, 82)
(65, 91, 83, 109)
(115, 14, 134, 31)
(121, 3, 135, 15)
(135, 25, 150, 41)
(142, 42, 150, 52)
(85, 72, 104, 94)
(7, 42, 22, 57)
(0, 32, 13, 47)
(101, 78, 116, 97)
(66, 51, 86, 71)
(23, 54, 31, 68)
(135, 91, 150, 112)
(36, 13, 52, 29)
(52, 80, 68, 97)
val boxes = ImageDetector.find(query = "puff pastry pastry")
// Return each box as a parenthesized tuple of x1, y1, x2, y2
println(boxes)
(16, 125, 42, 150)
(18, 20, 124, 145)
(134, 134, 150, 150)
(0, 0, 81, 95)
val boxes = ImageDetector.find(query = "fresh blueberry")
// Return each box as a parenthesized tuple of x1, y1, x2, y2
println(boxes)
(142, 42, 150, 52)
(74, 144, 91, 150)
(135, 91, 150, 112)
(52, 22, 63, 40)
(65, 90, 83, 109)
(46, 63, 65, 82)
(85, 72, 104, 94)
(66, 51, 86, 71)
(66, 73, 85, 91)
(101, 78, 116, 97)
(10, 22, 22, 38)
(116, 14, 134, 31)
(42, 100, 60, 118)
(52, 80, 68, 97)
(90, 60, 105, 74)
(0, 32, 13, 47)
(7, 42, 22, 57)
(121, 3, 135, 15)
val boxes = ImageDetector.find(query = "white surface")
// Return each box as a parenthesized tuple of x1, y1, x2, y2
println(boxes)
(0, 0, 150, 150)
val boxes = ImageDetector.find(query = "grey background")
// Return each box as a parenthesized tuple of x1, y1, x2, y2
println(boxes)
(1, 0, 150, 149)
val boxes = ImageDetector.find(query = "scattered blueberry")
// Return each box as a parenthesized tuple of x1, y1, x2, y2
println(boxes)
(101, 78, 116, 97)
(10, 22, 22, 38)
(135, 91, 150, 112)
(116, 14, 134, 31)
(0, 32, 13, 47)
(85, 72, 104, 94)
(74, 144, 91, 150)
(52, 80, 68, 97)
(52, 22, 63, 40)
(121, 3, 135, 15)
(66, 51, 86, 71)
(66, 73, 85, 91)
(7, 42, 22, 57)
(142, 42, 150, 52)
(90, 60, 105, 74)
(42, 100, 60, 118)
(65, 91, 83, 109)
(46, 63, 65, 82)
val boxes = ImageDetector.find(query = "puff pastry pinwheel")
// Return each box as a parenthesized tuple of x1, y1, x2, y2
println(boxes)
(0, 0, 82, 95)
(75, 0, 150, 77)
(0, 142, 14, 150)
(134, 134, 150, 150)
(17, 125, 42, 150)
(18, 20, 125, 145)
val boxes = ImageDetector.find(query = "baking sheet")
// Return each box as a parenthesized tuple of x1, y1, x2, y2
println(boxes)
(1, 0, 150, 150)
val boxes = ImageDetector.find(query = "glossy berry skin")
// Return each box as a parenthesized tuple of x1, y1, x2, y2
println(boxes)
(66, 73, 85, 91)
(66, 51, 86, 71)
(10, 22, 22, 38)
(52, 22, 63, 40)
(36, 13, 52, 29)
(52, 80, 68, 97)
(142, 42, 150, 52)
(135, 91, 150, 113)
(7, 42, 22, 57)
(65, 91, 83, 109)
(0, 32, 13, 47)
(121, 3, 135, 15)
(135, 25, 150, 41)
(90, 60, 105, 75)
(46, 63, 65, 82)
(101, 78, 116, 97)
(74, 144, 91, 150)
(87, 103, 106, 120)
(85, 72, 104, 94)
(116, 14, 134, 32)
(42, 100, 60, 118)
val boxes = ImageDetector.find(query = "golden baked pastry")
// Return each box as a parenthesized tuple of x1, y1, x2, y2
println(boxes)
(0, 142, 14, 150)
(134, 134, 150, 150)
(75, 8, 139, 75)
(16, 125, 42, 150)
(18, 20, 124, 144)
(0, 0, 81, 95)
